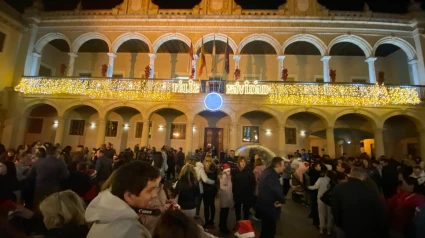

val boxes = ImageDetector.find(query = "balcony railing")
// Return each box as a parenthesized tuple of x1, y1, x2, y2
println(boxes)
(15, 76, 423, 106)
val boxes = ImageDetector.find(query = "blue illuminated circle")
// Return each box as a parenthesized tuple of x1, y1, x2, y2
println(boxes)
(204, 93, 223, 111)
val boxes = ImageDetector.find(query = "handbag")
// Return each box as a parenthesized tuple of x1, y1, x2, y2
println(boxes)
(320, 183, 334, 206)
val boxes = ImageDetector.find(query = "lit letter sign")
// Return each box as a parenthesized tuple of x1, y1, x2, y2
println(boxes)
(226, 80, 270, 95)
(171, 80, 200, 93)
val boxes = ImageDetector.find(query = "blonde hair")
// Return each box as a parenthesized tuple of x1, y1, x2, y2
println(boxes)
(39, 190, 86, 230)
(178, 164, 198, 186)
(204, 156, 213, 173)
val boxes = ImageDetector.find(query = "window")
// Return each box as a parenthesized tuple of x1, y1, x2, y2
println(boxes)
(170, 124, 186, 139)
(79, 73, 92, 77)
(105, 121, 118, 137)
(242, 126, 259, 143)
(27, 118, 43, 134)
(285, 127, 297, 144)
(69, 120, 85, 136)
(135, 122, 152, 139)
(0, 32, 5, 52)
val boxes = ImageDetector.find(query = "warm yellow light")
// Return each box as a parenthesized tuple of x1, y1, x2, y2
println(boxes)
(226, 80, 270, 95)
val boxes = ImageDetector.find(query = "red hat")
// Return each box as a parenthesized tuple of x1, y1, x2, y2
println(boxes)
(235, 220, 255, 238)
(222, 163, 231, 172)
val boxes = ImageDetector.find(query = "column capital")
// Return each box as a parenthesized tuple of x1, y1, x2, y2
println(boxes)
(277, 55, 286, 61)
(409, 59, 418, 65)
(68, 52, 78, 58)
(142, 119, 150, 124)
(374, 128, 384, 133)
(186, 121, 194, 125)
(365, 57, 377, 63)
(326, 127, 334, 131)
(32, 52, 41, 58)
(107, 53, 117, 58)
(278, 125, 286, 130)
(320, 56, 331, 62)
(233, 55, 241, 61)
(148, 53, 157, 59)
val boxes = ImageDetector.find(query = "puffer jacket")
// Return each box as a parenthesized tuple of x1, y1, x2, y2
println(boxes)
(195, 162, 215, 194)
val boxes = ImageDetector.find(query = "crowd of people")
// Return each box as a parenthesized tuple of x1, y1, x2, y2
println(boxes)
(1, 140, 425, 238)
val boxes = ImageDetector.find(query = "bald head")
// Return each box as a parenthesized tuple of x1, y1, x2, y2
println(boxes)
(349, 167, 367, 180)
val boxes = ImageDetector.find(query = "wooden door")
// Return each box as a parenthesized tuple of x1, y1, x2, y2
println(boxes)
(204, 128, 223, 158)
(312, 146, 319, 155)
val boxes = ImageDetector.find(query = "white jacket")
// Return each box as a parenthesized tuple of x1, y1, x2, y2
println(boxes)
(85, 190, 151, 238)
(195, 162, 215, 194)
(308, 176, 330, 199)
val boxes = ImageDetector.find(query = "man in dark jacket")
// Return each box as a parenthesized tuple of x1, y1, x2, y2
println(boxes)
(331, 167, 388, 238)
(175, 147, 185, 176)
(95, 149, 112, 187)
(257, 157, 286, 238)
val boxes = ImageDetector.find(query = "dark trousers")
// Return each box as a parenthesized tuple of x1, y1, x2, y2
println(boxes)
(283, 178, 290, 196)
(166, 163, 175, 179)
(195, 196, 203, 216)
(235, 202, 251, 221)
(310, 190, 319, 226)
(260, 212, 277, 238)
(219, 207, 230, 231)
(203, 192, 216, 224)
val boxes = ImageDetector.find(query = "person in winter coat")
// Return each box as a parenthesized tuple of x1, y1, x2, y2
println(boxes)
(176, 147, 185, 175)
(40, 190, 88, 238)
(232, 157, 256, 221)
(174, 164, 200, 218)
(194, 157, 215, 216)
(331, 167, 388, 238)
(308, 162, 322, 227)
(94, 149, 112, 187)
(308, 170, 336, 235)
(153, 152, 168, 181)
(0, 159, 19, 202)
(85, 161, 160, 238)
(202, 157, 218, 227)
(257, 157, 286, 238)
(219, 163, 234, 234)
(282, 157, 294, 196)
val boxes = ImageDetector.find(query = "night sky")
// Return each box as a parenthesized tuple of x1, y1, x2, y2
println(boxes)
(5, 0, 423, 14)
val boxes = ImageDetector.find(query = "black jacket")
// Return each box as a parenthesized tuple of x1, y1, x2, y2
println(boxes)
(45, 224, 89, 238)
(331, 178, 388, 238)
(257, 167, 285, 219)
(232, 167, 256, 204)
(95, 156, 112, 183)
(176, 151, 185, 166)
(203, 164, 218, 197)
(175, 180, 200, 210)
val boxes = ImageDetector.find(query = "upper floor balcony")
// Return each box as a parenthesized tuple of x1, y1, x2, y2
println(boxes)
(15, 76, 423, 107)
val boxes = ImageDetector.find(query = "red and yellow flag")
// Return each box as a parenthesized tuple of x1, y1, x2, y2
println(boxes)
(198, 38, 206, 78)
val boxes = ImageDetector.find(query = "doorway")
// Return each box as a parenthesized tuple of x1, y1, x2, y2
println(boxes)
(204, 128, 223, 159)
(312, 146, 319, 155)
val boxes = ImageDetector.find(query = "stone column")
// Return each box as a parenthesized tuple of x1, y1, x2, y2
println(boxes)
(277, 55, 286, 80)
(107, 53, 117, 77)
(229, 122, 239, 150)
(365, 57, 377, 84)
(148, 53, 157, 78)
(185, 122, 194, 155)
(374, 128, 385, 158)
(409, 60, 420, 85)
(419, 130, 425, 161)
(140, 120, 150, 147)
(326, 127, 335, 158)
(321, 56, 332, 83)
(67, 53, 78, 76)
(192, 55, 198, 79)
(24, 24, 39, 76)
(278, 126, 287, 158)
(30, 53, 42, 76)
(96, 119, 106, 147)
(54, 117, 66, 145)
(233, 55, 241, 69)
(15, 117, 28, 147)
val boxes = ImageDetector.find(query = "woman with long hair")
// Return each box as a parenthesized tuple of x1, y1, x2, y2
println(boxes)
(232, 157, 256, 221)
(194, 157, 215, 217)
(175, 164, 200, 218)
(202, 156, 218, 227)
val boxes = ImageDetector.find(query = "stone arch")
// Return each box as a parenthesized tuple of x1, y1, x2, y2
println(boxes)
(72, 32, 112, 53)
(328, 34, 373, 58)
(152, 33, 191, 54)
(378, 110, 424, 131)
(34, 32, 72, 54)
(329, 109, 379, 130)
(111, 32, 153, 53)
(237, 33, 282, 55)
(22, 99, 60, 117)
(282, 34, 327, 56)
(103, 102, 144, 118)
(146, 103, 190, 120)
(191, 105, 237, 122)
(235, 106, 284, 125)
(62, 100, 103, 118)
(283, 107, 332, 127)
(193, 33, 238, 54)
(373, 37, 417, 61)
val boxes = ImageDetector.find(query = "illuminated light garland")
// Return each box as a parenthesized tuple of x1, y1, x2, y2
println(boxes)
(269, 83, 421, 106)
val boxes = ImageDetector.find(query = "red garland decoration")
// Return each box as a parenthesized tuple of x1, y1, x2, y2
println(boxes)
(145, 65, 151, 79)
(101, 64, 108, 77)
(330, 69, 336, 83)
(60, 63, 67, 76)
(281, 68, 288, 81)
(234, 69, 241, 81)
(189, 67, 195, 79)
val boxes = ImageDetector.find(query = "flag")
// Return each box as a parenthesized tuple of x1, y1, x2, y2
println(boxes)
(198, 38, 206, 78)
(224, 38, 230, 74)
(188, 41, 194, 72)
(211, 35, 216, 73)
